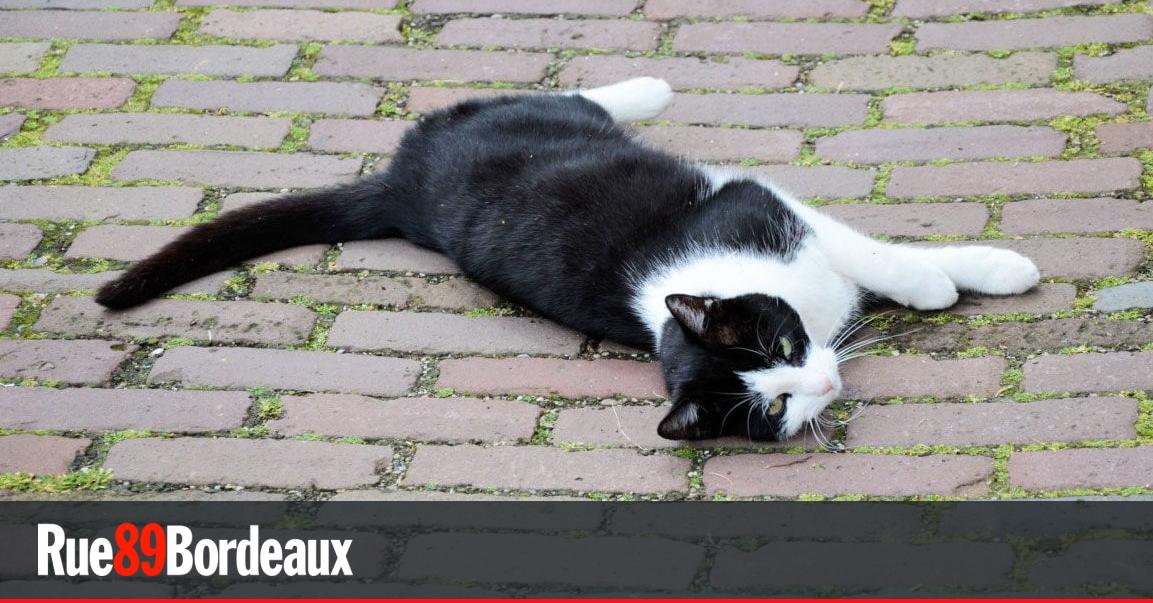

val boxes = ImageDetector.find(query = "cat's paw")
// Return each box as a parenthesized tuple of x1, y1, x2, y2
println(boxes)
(889, 262, 959, 311)
(581, 77, 673, 122)
(945, 247, 1041, 295)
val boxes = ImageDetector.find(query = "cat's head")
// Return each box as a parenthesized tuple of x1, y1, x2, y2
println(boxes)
(656, 293, 841, 441)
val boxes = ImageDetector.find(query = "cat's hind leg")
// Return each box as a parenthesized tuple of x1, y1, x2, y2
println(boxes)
(577, 77, 673, 122)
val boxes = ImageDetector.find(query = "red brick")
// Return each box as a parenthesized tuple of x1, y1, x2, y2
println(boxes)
(180, 0, 396, 7)
(0, 268, 230, 296)
(34, 297, 316, 346)
(0, 147, 94, 180)
(949, 283, 1076, 316)
(637, 126, 802, 163)
(437, 357, 665, 399)
(0, 339, 134, 385)
(111, 150, 361, 188)
(61, 44, 297, 77)
(0, 186, 201, 221)
(251, 272, 497, 310)
(44, 113, 289, 148)
(334, 239, 460, 273)
(404, 87, 535, 114)
(809, 53, 1056, 91)
(1074, 46, 1153, 83)
(911, 238, 1145, 280)
(0, 0, 152, 6)
(750, 165, 876, 199)
(270, 394, 540, 442)
(1096, 122, 1153, 154)
(1001, 198, 1153, 235)
(403, 444, 689, 493)
(0, 387, 250, 432)
(821, 202, 987, 237)
(65, 225, 326, 266)
(558, 55, 797, 91)
(0, 114, 23, 139)
(0, 435, 89, 475)
(315, 47, 549, 83)
(664, 93, 869, 127)
(438, 18, 660, 51)
(1025, 351, 1153, 393)
(328, 311, 583, 355)
(219, 192, 278, 213)
(675, 23, 899, 56)
(918, 15, 1153, 52)
(704, 453, 993, 497)
(0, 78, 134, 109)
(888, 158, 1142, 198)
(0, 223, 41, 259)
(412, 0, 636, 15)
(894, 0, 1113, 18)
(817, 126, 1066, 164)
(646, 0, 867, 19)
(894, 319, 1153, 355)
(0, 11, 179, 40)
(200, 9, 401, 42)
(1028, 541, 1153, 589)
(151, 80, 382, 116)
(1010, 447, 1153, 491)
(846, 397, 1137, 448)
(308, 119, 411, 154)
(149, 346, 420, 397)
(0, 42, 50, 73)
(103, 437, 392, 489)
(0, 294, 19, 328)
(841, 355, 1007, 400)
(883, 89, 1125, 125)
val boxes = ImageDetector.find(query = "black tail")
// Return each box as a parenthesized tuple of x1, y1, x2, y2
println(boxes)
(96, 180, 396, 309)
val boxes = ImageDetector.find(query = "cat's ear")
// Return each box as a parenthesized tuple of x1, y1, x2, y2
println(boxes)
(657, 399, 716, 440)
(665, 293, 740, 346)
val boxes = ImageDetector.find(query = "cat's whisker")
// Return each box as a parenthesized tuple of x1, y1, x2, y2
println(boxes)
(827, 310, 893, 350)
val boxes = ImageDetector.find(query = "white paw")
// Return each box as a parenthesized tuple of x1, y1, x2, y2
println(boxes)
(580, 77, 673, 122)
(891, 262, 959, 311)
(950, 247, 1041, 295)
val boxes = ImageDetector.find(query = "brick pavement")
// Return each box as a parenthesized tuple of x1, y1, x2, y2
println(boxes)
(1, 0, 1152, 502)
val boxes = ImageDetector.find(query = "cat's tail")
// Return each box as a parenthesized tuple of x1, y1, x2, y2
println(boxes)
(95, 179, 399, 310)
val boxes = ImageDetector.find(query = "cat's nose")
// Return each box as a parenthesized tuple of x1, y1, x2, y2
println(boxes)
(819, 376, 835, 395)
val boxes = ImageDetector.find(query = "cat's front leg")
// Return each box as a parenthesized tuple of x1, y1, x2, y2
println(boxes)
(915, 245, 1040, 296)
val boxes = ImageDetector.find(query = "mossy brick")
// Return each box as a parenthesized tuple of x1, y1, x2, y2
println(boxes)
(251, 272, 498, 310)
(315, 47, 550, 83)
(61, 44, 297, 77)
(308, 119, 412, 154)
(663, 93, 869, 128)
(809, 53, 1056, 91)
(888, 157, 1142, 198)
(0, 12, 179, 41)
(34, 297, 317, 345)
(917, 15, 1153, 52)
(403, 445, 690, 494)
(328, 310, 584, 355)
(1024, 350, 1153, 393)
(0, 114, 23, 139)
(841, 355, 1006, 400)
(0, 186, 203, 221)
(1074, 46, 1153, 83)
(911, 238, 1144, 279)
(437, 357, 665, 399)
(149, 346, 421, 397)
(1010, 447, 1153, 491)
(0, 224, 42, 260)
(675, 22, 900, 56)
(817, 126, 1066, 164)
(0, 78, 135, 110)
(1001, 198, 1153, 235)
(0, 0, 152, 7)
(883, 89, 1125, 125)
(413, 0, 635, 15)
(0, 387, 250, 432)
(334, 239, 460, 273)
(44, 114, 291, 148)
(103, 437, 392, 489)
(65, 224, 326, 266)
(0, 339, 135, 385)
(269, 394, 540, 442)
(151, 80, 382, 117)
(846, 397, 1138, 448)
(180, 0, 396, 6)
(220, 192, 278, 213)
(0, 147, 93, 181)
(895, 319, 1153, 354)
(558, 55, 798, 91)
(750, 165, 876, 199)
(1096, 123, 1153, 155)
(1029, 541, 1153, 589)
(0, 435, 90, 475)
(820, 202, 988, 237)
(405, 87, 535, 114)
(637, 126, 802, 163)
(199, 9, 402, 43)
(437, 18, 660, 52)
(0, 268, 231, 296)
(704, 453, 994, 497)
(894, 0, 1112, 18)
(111, 150, 360, 188)
(645, 0, 867, 19)
(0, 294, 18, 328)
(1093, 282, 1153, 312)
(950, 283, 1076, 316)
(0, 42, 50, 73)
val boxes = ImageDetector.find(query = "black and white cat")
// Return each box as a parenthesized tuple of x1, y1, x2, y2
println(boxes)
(96, 77, 1040, 442)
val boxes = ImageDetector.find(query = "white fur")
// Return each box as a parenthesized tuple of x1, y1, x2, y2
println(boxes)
(577, 77, 673, 122)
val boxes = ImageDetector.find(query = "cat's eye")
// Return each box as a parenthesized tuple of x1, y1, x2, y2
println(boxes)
(768, 394, 787, 415)
(779, 337, 793, 357)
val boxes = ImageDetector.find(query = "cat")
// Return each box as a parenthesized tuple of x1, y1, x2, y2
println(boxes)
(95, 77, 1041, 442)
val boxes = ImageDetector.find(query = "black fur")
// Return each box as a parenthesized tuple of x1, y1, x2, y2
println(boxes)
(96, 93, 812, 440)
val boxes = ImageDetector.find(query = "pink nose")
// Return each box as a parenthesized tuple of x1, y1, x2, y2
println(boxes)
(819, 377, 835, 395)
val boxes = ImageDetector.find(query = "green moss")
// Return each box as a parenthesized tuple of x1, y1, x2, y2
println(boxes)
(433, 387, 454, 398)
(256, 396, 284, 420)
(957, 346, 990, 359)
(530, 409, 558, 445)
(232, 426, 270, 438)
(866, 0, 896, 21)
(0, 468, 111, 493)
(123, 77, 164, 112)
(1050, 114, 1104, 159)
(888, 37, 916, 56)
(985, 49, 1014, 59)
(278, 118, 311, 153)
